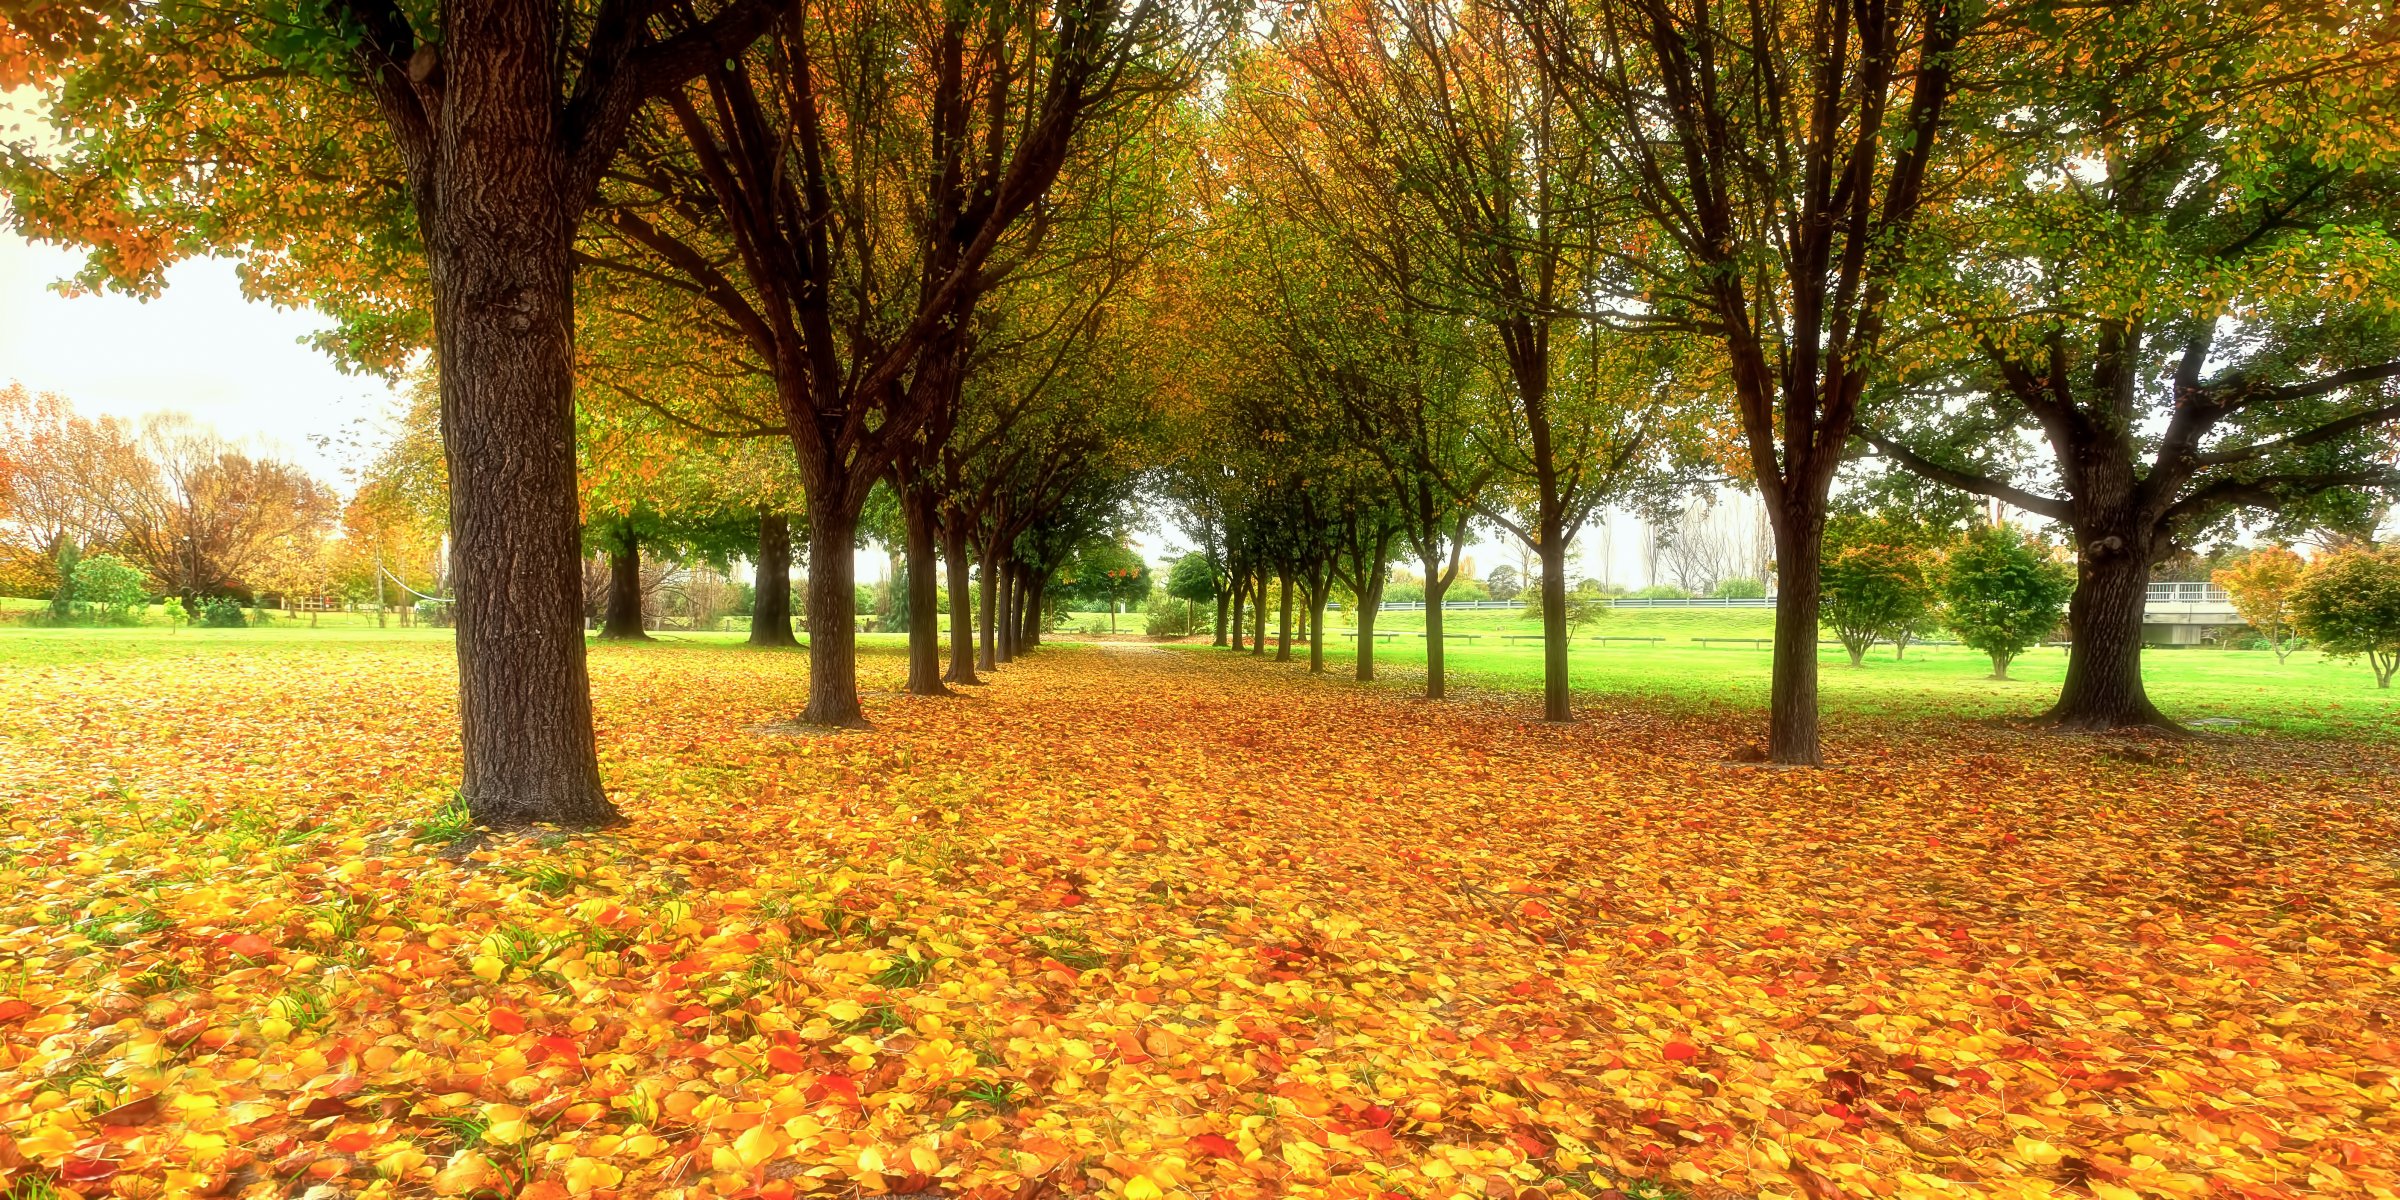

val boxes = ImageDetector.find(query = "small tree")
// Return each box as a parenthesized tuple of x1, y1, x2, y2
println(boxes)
(1820, 535, 1936, 667)
(162, 596, 188, 634)
(48, 541, 80, 624)
(72, 554, 150, 624)
(2291, 547, 2400, 688)
(1165, 553, 1218, 636)
(1485, 565, 1521, 603)
(1941, 526, 2074, 680)
(2213, 546, 2307, 662)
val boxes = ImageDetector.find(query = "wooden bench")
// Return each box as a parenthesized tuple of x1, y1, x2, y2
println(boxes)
(1694, 636, 1773, 650)
(1590, 635, 1665, 646)
(1417, 631, 1482, 644)
(1501, 633, 1546, 646)
(1343, 630, 1402, 644)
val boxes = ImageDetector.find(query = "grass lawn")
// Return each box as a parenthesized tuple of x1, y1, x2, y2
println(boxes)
(0, 632, 2391, 1199)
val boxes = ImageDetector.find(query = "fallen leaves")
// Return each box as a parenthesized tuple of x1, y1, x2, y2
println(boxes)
(0, 637, 2394, 1200)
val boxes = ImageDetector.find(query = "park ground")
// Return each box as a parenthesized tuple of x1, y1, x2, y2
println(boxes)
(0, 629, 2395, 1200)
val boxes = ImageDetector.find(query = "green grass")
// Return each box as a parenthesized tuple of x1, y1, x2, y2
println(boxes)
(3, 612, 2389, 742)
(1210, 603, 2400, 742)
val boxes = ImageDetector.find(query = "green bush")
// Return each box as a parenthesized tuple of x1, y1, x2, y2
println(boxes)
(1711, 577, 1767, 599)
(1632, 584, 1693, 600)
(1143, 591, 1197, 638)
(71, 554, 150, 624)
(1940, 525, 2073, 679)
(202, 597, 248, 627)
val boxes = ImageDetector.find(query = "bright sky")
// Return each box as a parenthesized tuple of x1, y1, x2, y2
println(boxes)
(0, 232, 406, 487)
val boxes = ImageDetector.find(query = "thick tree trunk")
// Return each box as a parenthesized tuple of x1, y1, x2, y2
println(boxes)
(1214, 586, 1230, 647)
(1354, 573, 1382, 682)
(1275, 573, 1294, 663)
(943, 523, 979, 684)
(976, 551, 997, 671)
(436, 188, 616, 825)
(1765, 507, 1826, 764)
(598, 527, 651, 641)
(2046, 537, 2170, 729)
(1423, 562, 1447, 700)
(1307, 581, 1326, 674)
(749, 510, 797, 647)
(898, 489, 949, 696)
(1229, 572, 1247, 652)
(995, 564, 1016, 664)
(1538, 537, 1570, 721)
(801, 502, 866, 726)
(1251, 568, 1268, 656)
(1019, 570, 1043, 647)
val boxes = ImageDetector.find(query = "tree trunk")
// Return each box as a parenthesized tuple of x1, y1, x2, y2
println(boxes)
(943, 522, 979, 684)
(1538, 537, 1570, 721)
(1275, 572, 1294, 663)
(1991, 652, 2012, 680)
(996, 563, 1017, 663)
(1229, 572, 1246, 652)
(1307, 580, 1326, 674)
(898, 488, 949, 696)
(1251, 568, 1268, 656)
(801, 501, 866, 726)
(598, 528, 651, 640)
(415, 0, 620, 828)
(2045, 538, 2168, 729)
(1353, 574, 1382, 682)
(1213, 585, 1229, 646)
(977, 546, 998, 671)
(1423, 561, 1447, 700)
(1020, 570, 1043, 647)
(749, 511, 798, 647)
(1765, 507, 1826, 764)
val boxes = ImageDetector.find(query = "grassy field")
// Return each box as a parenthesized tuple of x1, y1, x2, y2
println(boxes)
(8, 600, 2392, 741)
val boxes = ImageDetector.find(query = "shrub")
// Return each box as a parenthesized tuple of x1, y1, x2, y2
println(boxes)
(1143, 591, 1196, 638)
(1820, 538, 1935, 667)
(1711, 577, 1766, 600)
(1484, 565, 1521, 602)
(2290, 546, 2400, 688)
(71, 554, 150, 624)
(202, 597, 248, 627)
(1632, 584, 1692, 600)
(1940, 526, 2073, 679)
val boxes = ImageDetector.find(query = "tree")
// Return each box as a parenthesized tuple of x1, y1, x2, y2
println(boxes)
(2291, 548, 2400, 688)
(2214, 547, 2308, 663)
(1485, 566, 1521, 603)
(1858, 0, 2400, 731)
(10, 0, 779, 826)
(94, 419, 339, 607)
(1520, 0, 1967, 760)
(1063, 542, 1151, 633)
(1820, 525, 1936, 668)
(1165, 552, 1217, 633)
(1941, 526, 2073, 681)
(71, 553, 148, 624)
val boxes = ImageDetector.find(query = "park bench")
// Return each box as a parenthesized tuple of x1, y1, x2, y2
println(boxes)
(1417, 631, 1482, 644)
(1501, 633, 1546, 646)
(1343, 630, 1402, 644)
(1694, 636, 1772, 650)
(1590, 635, 1665, 646)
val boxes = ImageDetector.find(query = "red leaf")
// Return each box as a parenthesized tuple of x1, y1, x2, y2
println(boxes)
(488, 1008, 526, 1035)
(226, 933, 276, 959)
(767, 1046, 808, 1073)
(1662, 1041, 1701, 1061)
(1188, 1133, 1240, 1158)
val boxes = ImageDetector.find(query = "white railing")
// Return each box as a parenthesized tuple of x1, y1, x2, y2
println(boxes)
(1337, 596, 1775, 611)
(2146, 582, 2229, 604)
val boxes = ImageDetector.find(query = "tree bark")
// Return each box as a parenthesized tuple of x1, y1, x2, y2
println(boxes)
(995, 562, 1016, 664)
(977, 548, 999, 671)
(749, 510, 798, 647)
(1422, 561, 1448, 700)
(1275, 572, 1294, 663)
(942, 522, 979, 684)
(2044, 537, 2168, 728)
(1229, 571, 1247, 652)
(801, 500, 866, 726)
(1306, 579, 1326, 674)
(598, 526, 651, 640)
(898, 487, 950, 696)
(1019, 569, 1043, 647)
(1213, 586, 1229, 647)
(1538, 537, 1570, 721)
(1765, 507, 1826, 764)
(1251, 568, 1269, 656)
(1354, 570, 1383, 682)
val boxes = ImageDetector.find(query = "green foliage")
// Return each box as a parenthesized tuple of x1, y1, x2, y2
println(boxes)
(1485, 566, 1521, 602)
(71, 554, 150, 624)
(1632, 584, 1692, 600)
(47, 542, 80, 625)
(1061, 541, 1151, 612)
(1940, 526, 2073, 679)
(161, 596, 188, 633)
(883, 562, 912, 634)
(1711, 578, 1766, 600)
(1165, 552, 1218, 603)
(1820, 522, 1938, 666)
(2291, 548, 2400, 688)
(201, 597, 247, 628)
(1144, 591, 1198, 638)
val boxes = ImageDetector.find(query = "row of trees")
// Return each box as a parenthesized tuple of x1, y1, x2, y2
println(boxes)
(1147, 0, 2400, 754)
(2218, 546, 2400, 686)
(7, 0, 2397, 820)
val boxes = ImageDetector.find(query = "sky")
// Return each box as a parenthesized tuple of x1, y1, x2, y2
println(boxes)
(0, 233, 406, 488)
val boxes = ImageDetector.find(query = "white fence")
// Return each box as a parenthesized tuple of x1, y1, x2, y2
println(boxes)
(1341, 596, 1775, 611)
